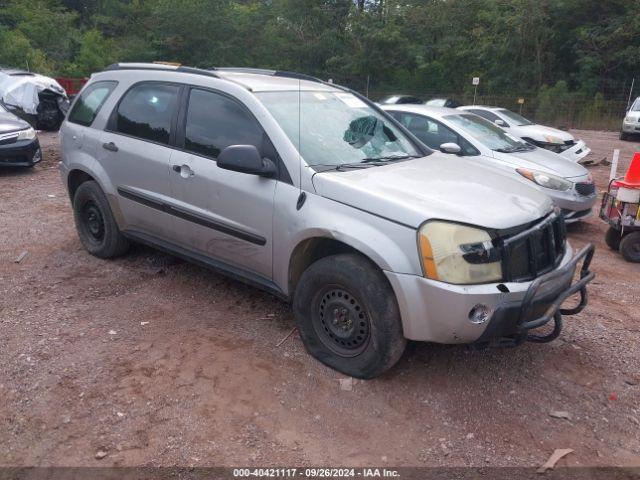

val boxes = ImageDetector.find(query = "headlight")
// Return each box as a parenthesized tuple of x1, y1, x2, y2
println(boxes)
(418, 221, 502, 284)
(16, 127, 36, 141)
(625, 116, 636, 123)
(543, 135, 563, 144)
(516, 168, 572, 191)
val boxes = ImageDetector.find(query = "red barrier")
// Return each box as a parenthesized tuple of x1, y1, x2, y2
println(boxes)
(55, 77, 88, 96)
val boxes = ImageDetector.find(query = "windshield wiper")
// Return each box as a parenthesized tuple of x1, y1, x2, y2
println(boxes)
(360, 154, 421, 163)
(496, 146, 530, 153)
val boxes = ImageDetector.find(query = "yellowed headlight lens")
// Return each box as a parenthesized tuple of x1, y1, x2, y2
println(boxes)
(418, 221, 502, 284)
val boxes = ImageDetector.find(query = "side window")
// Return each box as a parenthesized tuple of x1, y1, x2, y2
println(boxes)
(111, 83, 180, 145)
(67, 81, 117, 126)
(468, 109, 502, 124)
(400, 113, 479, 156)
(184, 88, 264, 159)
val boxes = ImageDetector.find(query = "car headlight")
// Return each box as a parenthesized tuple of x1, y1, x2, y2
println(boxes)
(516, 168, 572, 191)
(16, 127, 36, 141)
(544, 135, 563, 144)
(418, 221, 502, 284)
(625, 116, 636, 123)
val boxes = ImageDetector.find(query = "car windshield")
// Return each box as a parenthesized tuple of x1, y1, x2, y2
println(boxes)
(256, 90, 421, 167)
(497, 109, 533, 126)
(630, 98, 640, 112)
(444, 113, 530, 152)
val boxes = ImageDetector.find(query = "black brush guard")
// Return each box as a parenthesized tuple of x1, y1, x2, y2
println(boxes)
(479, 243, 595, 348)
(518, 243, 595, 343)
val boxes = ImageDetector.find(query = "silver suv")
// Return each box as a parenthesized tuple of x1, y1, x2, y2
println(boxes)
(60, 64, 594, 378)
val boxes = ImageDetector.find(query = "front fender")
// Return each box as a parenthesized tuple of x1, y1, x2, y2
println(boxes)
(272, 184, 422, 296)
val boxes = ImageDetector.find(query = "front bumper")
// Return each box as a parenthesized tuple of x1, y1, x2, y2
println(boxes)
(558, 140, 590, 163)
(386, 243, 595, 344)
(0, 137, 41, 167)
(544, 187, 596, 223)
(622, 120, 640, 134)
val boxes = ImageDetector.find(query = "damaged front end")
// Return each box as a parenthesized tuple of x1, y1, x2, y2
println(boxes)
(0, 70, 70, 131)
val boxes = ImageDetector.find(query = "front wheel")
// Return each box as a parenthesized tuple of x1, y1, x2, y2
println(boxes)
(293, 253, 406, 379)
(620, 132, 628, 141)
(620, 232, 640, 263)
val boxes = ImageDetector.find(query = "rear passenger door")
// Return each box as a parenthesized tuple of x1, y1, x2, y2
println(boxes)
(167, 87, 277, 279)
(99, 82, 182, 243)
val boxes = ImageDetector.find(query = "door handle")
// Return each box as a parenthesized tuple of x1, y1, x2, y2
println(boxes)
(102, 142, 118, 152)
(172, 164, 195, 178)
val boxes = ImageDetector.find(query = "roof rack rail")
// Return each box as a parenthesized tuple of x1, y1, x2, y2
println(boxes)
(210, 67, 324, 84)
(104, 63, 220, 78)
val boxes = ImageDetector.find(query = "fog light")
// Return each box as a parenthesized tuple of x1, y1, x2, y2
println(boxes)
(33, 148, 42, 163)
(469, 304, 492, 324)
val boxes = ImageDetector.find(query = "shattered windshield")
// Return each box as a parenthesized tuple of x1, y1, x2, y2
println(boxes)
(256, 90, 421, 167)
(445, 114, 530, 152)
(497, 109, 533, 126)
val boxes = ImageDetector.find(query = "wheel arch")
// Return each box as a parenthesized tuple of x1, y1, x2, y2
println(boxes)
(287, 235, 390, 299)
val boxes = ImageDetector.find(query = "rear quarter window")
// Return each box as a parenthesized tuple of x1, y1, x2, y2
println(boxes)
(67, 81, 118, 126)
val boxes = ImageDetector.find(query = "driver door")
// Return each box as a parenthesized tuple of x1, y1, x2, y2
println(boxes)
(167, 87, 277, 279)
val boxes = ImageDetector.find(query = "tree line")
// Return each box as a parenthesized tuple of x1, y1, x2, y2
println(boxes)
(0, 0, 638, 101)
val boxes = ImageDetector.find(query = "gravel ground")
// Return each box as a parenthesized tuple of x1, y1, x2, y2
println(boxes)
(0, 130, 638, 468)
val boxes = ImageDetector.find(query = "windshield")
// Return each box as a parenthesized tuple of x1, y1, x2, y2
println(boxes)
(445, 114, 530, 152)
(497, 109, 533, 126)
(256, 90, 421, 167)
(630, 98, 640, 112)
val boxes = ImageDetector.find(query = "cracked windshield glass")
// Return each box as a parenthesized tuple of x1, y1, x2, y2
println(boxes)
(257, 90, 420, 168)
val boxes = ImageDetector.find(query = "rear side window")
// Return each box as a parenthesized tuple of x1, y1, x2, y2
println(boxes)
(111, 83, 180, 145)
(67, 81, 117, 126)
(183, 88, 263, 159)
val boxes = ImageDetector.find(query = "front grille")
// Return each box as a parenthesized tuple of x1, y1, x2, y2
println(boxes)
(575, 182, 595, 196)
(0, 134, 18, 146)
(499, 213, 566, 282)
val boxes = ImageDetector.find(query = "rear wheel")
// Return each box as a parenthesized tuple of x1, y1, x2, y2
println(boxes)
(620, 232, 640, 263)
(605, 227, 622, 251)
(293, 253, 406, 379)
(73, 181, 129, 258)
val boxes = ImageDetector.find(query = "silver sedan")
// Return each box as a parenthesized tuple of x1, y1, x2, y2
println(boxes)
(382, 104, 597, 223)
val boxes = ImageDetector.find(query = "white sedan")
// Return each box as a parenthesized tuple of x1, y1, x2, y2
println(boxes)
(457, 105, 590, 163)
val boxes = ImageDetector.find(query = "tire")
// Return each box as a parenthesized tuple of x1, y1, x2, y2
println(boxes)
(293, 253, 406, 379)
(620, 131, 628, 141)
(72, 180, 129, 258)
(605, 227, 622, 251)
(620, 232, 640, 263)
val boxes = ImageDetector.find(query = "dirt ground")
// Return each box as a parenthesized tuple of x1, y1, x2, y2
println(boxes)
(0, 130, 639, 469)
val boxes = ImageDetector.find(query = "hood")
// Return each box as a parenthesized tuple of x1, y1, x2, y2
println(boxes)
(515, 124, 574, 144)
(312, 154, 552, 230)
(492, 147, 589, 179)
(0, 110, 30, 133)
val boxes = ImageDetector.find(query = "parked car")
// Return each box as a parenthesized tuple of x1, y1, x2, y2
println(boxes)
(426, 97, 460, 108)
(0, 102, 42, 167)
(0, 69, 69, 131)
(620, 96, 640, 141)
(458, 105, 591, 163)
(382, 105, 597, 223)
(59, 63, 594, 378)
(378, 94, 423, 105)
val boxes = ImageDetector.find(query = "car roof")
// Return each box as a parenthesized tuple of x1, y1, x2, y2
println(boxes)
(459, 105, 501, 111)
(381, 103, 462, 118)
(100, 63, 341, 93)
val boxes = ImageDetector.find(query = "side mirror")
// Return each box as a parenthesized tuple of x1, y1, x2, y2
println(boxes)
(217, 145, 276, 177)
(494, 119, 507, 127)
(440, 142, 462, 154)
